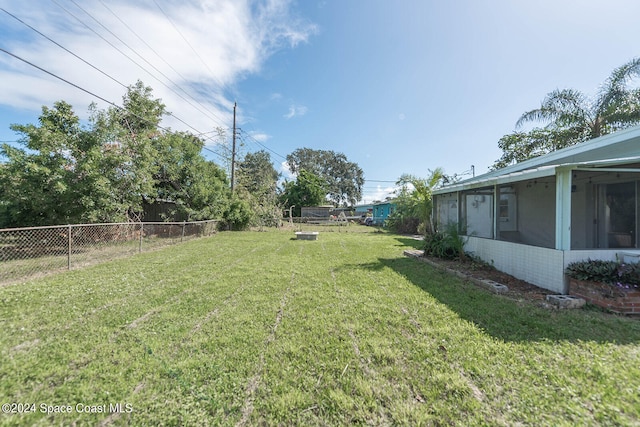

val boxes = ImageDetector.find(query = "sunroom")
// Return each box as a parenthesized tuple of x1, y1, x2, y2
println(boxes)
(432, 125, 640, 294)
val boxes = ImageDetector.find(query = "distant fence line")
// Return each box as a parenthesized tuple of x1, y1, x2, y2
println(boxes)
(0, 220, 218, 285)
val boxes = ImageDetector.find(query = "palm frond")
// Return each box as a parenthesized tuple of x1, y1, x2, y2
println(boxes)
(598, 57, 640, 103)
(596, 57, 640, 124)
(602, 88, 640, 131)
(516, 89, 589, 129)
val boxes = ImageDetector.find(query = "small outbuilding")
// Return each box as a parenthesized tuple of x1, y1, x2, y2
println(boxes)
(372, 201, 396, 226)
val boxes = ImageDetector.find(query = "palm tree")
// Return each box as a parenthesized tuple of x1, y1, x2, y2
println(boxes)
(516, 57, 640, 145)
(395, 168, 444, 235)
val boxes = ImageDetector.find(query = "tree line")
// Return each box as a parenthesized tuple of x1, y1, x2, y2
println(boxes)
(8, 58, 631, 231)
(0, 82, 234, 228)
(0, 81, 364, 229)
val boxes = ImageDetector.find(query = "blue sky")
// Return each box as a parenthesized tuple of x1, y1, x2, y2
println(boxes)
(1, 1, 640, 203)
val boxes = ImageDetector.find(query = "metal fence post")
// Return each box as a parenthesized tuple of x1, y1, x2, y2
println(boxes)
(1, 219, 219, 285)
(67, 224, 72, 269)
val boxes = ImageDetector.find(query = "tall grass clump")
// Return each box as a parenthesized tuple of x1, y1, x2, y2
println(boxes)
(424, 222, 467, 259)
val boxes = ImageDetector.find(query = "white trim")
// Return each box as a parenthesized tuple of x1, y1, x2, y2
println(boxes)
(555, 168, 572, 250)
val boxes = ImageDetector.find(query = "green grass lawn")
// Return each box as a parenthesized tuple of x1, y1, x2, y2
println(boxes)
(1, 228, 640, 426)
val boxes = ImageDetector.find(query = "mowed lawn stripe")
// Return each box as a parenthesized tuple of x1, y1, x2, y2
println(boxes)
(127, 233, 302, 425)
(250, 232, 488, 425)
(1, 233, 290, 425)
(1, 229, 640, 426)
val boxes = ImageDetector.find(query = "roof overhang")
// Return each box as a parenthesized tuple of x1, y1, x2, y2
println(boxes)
(434, 156, 640, 194)
(435, 125, 640, 195)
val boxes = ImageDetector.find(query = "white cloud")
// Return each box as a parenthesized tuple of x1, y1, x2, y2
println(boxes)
(280, 161, 294, 177)
(360, 185, 397, 205)
(283, 104, 308, 119)
(0, 0, 317, 135)
(249, 131, 270, 142)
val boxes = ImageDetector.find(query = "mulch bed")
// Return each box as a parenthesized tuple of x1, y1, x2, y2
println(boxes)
(421, 254, 556, 302)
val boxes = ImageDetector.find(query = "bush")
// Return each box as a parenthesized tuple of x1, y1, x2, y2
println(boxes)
(386, 214, 419, 234)
(423, 222, 466, 260)
(220, 197, 252, 231)
(566, 259, 640, 288)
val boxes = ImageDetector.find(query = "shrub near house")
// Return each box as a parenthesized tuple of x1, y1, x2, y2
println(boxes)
(566, 259, 640, 315)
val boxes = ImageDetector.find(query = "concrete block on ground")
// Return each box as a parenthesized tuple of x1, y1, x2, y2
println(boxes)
(295, 231, 319, 240)
(403, 249, 424, 258)
(546, 294, 586, 309)
(477, 279, 509, 294)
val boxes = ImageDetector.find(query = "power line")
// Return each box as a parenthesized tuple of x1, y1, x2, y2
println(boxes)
(1, 44, 231, 167)
(201, 146, 229, 162)
(0, 9, 244, 180)
(0, 47, 213, 142)
(0, 48, 124, 112)
(2, 4, 241, 169)
(152, 0, 227, 91)
(0, 7, 128, 90)
(49, 0, 228, 130)
(94, 0, 231, 128)
(237, 128, 286, 161)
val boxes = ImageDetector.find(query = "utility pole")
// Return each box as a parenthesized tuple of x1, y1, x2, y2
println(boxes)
(230, 102, 237, 193)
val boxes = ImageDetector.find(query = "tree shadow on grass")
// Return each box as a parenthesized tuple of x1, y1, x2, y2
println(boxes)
(394, 236, 424, 250)
(379, 256, 640, 344)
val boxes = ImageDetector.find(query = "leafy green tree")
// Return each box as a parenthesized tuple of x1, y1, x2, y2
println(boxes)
(286, 148, 364, 206)
(236, 150, 281, 227)
(493, 57, 640, 168)
(0, 101, 131, 227)
(492, 128, 579, 170)
(150, 131, 229, 220)
(101, 81, 165, 219)
(0, 81, 231, 227)
(184, 160, 230, 221)
(119, 80, 165, 136)
(280, 170, 327, 217)
(152, 131, 204, 204)
(387, 169, 444, 235)
(115, 83, 229, 221)
(237, 151, 280, 198)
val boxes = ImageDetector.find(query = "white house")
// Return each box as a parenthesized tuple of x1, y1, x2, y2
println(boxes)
(432, 125, 640, 294)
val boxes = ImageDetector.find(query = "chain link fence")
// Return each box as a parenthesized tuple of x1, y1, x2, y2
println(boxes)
(0, 220, 218, 285)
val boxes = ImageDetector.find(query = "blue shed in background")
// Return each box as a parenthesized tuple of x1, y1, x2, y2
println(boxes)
(372, 201, 396, 225)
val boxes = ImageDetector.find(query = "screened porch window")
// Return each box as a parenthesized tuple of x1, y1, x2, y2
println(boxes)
(462, 189, 494, 239)
(601, 181, 636, 248)
(571, 170, 640, 249)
